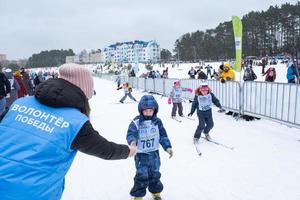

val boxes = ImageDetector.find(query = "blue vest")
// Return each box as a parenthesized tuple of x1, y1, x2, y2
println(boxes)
(171, 88, 183, 103)
(0, 96, 88, 200)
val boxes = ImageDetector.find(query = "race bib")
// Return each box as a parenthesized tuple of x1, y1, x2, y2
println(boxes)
(137, 120, 160, 153)
(174, 89, 182, 99)
(198, 94, 212, 111)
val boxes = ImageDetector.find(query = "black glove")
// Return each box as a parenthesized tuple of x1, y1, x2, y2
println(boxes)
(188, 113, 193, 117)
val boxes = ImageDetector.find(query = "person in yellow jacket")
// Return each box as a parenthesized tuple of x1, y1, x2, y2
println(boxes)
(219, 63, 236, 82)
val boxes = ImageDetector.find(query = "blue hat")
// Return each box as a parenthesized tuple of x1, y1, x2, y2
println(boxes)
(138, 95, 159, 116)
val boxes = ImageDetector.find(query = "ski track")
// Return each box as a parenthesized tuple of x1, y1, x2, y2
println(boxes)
(62, 78, 300, 200)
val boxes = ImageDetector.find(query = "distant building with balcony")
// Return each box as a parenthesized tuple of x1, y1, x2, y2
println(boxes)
(103, 40, 160, 64)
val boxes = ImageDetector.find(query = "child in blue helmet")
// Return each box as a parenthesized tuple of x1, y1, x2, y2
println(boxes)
(127, 95, 173, 200)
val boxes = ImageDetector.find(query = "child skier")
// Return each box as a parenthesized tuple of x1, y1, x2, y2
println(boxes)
(115, 75, 121, 88)
(127, 95, 173, 200)
(188, 82, 225, 143)
(168, 81, 193, 118)
(117, 82, 137, 103)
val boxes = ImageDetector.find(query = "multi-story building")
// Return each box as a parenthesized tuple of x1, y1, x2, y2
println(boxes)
(65, 52, 103, 64)
(103, 40, 160, 63)
(0, 54, 7, 61)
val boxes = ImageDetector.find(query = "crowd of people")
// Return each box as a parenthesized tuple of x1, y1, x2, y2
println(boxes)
(0, 66, 60, 115)
(186, 60, 298, 84)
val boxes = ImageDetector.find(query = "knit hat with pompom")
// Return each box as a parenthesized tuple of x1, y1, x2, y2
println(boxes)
(59, 63, 94, 99)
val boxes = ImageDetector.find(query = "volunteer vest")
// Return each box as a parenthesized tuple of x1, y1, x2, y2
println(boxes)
(0, 96, 88, 200)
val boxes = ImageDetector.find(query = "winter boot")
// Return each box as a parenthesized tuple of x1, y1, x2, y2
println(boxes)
(133, 197, 143, 200)
(204, 133, 211, 141)
(152, 193, 162, 200)
(193, 138, 199, 144)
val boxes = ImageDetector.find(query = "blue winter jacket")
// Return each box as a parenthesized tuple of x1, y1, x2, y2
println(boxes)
(126, 95, 172, 151)
(0, 96, 88, 200)
(286, 66, 297, 81)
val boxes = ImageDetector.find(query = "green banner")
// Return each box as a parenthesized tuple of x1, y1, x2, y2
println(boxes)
(232, 16, 242, 72)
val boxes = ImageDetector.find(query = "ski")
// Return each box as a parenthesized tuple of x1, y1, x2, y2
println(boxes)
(110, 101, 138, 104)
(179, 116, 195, 120)
(201, 136, 234, 150)
(171, 117, 182, 123)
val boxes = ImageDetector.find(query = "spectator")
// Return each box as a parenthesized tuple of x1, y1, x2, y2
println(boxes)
(129, 69, 136, 77)
(243, 65, 257, 81)
(155, 70, 161, 78)
(148, 70, 156, 79)
(196, 68, 208, 80)
(4, 68, 20, 108)
(14, 70, 27, 98)
(115, 75, 121, 88)
(162, 68, 168, 79)
(33, 71, 44, 87)
(264, 66, 276, 82)
(0, 69, 11, 114)
(261, 57, 268, 74)
(20, 67, 34, 96)
(286, 62, 299, 83)
(205, 65, 213, 79)
(219, 63, 236, 82)
(188, 67, 197, 79)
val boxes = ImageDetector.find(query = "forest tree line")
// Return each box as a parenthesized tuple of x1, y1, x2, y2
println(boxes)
(173, 2, 300, 61)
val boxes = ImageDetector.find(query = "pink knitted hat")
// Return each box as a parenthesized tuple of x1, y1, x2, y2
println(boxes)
(59, 63, 94, 99)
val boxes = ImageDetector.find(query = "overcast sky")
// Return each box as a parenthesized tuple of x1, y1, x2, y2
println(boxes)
(0, 0, 298, 60)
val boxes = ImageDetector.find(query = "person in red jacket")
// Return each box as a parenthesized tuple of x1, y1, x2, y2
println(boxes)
(264, 66, 276, 82)
(14, 70, 27, 97)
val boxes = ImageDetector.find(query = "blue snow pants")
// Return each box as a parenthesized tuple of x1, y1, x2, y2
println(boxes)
(130, 151, 163, 197)
(194, 109, 214, 139)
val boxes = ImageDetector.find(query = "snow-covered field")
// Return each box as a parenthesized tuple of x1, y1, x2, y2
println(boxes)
(62, 76, 300, 200)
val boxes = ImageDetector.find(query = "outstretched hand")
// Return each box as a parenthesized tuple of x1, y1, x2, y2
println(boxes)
(166, 148, 173, 158)
(128, 145, 137, 157)
(187, 88, 193, 93)
(187, 113, 193, 117)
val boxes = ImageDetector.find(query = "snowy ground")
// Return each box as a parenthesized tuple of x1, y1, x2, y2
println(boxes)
(62, 77, 300, 200)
